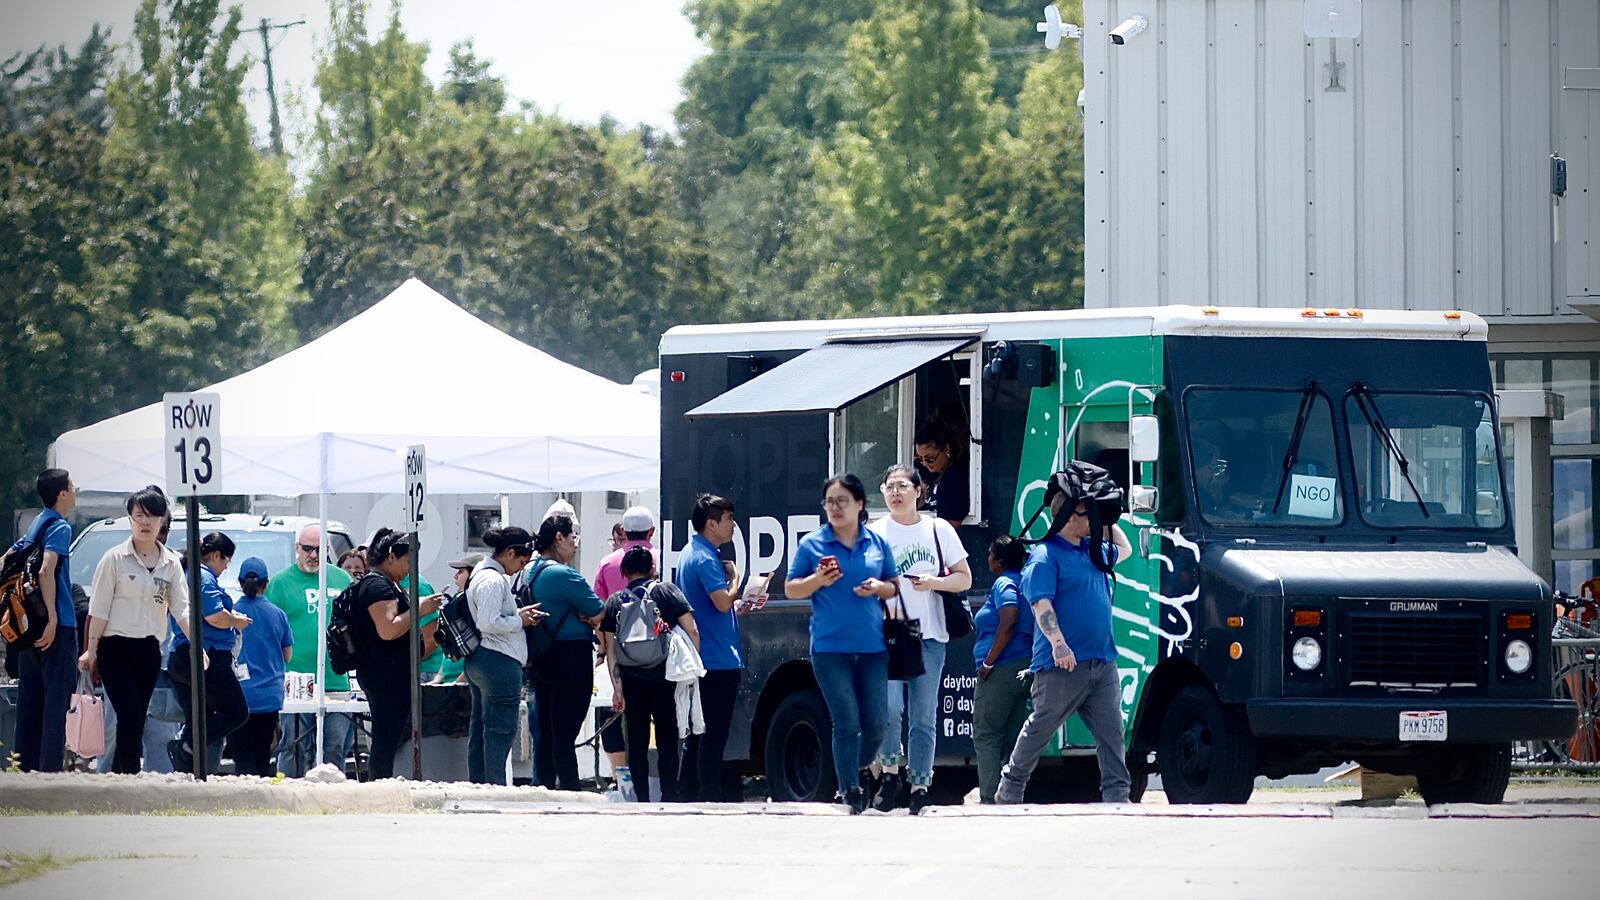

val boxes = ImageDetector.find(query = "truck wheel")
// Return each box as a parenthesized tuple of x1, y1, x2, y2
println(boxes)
(1157, 684, 1257, 804)
(1416, 743, 1511, 806)
(763, 689, 837, 803)
(1127, 758, 1149, 804)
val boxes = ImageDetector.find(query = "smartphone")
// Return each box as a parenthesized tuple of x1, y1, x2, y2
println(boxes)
(528, 608, 550, 619)
(819, 555, 839, 570)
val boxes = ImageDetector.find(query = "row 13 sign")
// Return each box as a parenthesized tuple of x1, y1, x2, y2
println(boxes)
(165, 392, 222, 496)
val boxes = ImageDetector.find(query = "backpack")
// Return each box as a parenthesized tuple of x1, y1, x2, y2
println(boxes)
(326, 576, 366, 675)
(517, 560, 571, 682)
(0, 528, 52, 650)
(435, 584, 481, 662)
(611, 581, 672, 669)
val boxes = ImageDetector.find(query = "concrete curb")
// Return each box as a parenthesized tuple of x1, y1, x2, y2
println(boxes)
(412, 786, 604, 811)
(0, 774, 414, 815)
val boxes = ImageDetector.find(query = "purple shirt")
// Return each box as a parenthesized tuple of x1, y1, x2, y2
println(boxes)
(593, 539, 658, 601)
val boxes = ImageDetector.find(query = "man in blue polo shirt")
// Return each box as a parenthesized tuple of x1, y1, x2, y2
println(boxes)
(677, 493, 746, 802)
(4, 468, 78, 772)
(996, 493, 1135, 804)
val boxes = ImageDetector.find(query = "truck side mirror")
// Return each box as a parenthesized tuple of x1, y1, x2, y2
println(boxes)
(1130, 415, 1160, 462)
(1475, 490, 1499, 519)
(1130, 484, 1159, 514)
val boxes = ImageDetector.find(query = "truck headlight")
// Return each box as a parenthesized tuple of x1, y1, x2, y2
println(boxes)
(1291, 637, 1323, 671)
(1504, 639, 1532, 675)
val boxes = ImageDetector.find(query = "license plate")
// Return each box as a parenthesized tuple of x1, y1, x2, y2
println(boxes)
(1399, 710, 1448, 742)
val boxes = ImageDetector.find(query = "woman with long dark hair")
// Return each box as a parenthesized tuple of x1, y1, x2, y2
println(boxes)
(80, 485, 192, 773)
(350, 528, 442, 779)
(784, 474, 898, 813)
(520, 514, 605, 790)
(463, 526, 540, 784)
(167, 531, 251, 772)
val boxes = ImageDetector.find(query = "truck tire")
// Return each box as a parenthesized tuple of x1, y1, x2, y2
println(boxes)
(1416, 743, 1511, 806)
(763, 689, 837, 803)
(1157, 684, 1257, 804)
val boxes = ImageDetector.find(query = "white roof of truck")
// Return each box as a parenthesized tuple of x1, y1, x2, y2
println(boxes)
(660, 305, 1487, 355)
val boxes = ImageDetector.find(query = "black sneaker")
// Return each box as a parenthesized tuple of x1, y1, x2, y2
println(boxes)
(845, 787, 867, 815)
(908, 788, 931, 816)
(167, 738, 193, 773)
(872, 772, 903, 812)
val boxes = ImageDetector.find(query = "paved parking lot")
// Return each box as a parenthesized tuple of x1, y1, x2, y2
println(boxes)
(3, 798, 1598, 899)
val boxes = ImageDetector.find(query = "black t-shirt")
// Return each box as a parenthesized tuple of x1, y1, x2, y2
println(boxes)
(599, 578, 692, 681)
(925, 456, 971, 522)
(349, 573, 411, 670)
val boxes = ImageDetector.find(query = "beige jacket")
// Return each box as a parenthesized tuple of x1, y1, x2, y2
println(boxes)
(87, 539, 191, 640)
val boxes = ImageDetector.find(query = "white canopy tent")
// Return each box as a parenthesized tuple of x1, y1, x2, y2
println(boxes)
(54, 278, 660, 767)
(54, 277, 659, 494)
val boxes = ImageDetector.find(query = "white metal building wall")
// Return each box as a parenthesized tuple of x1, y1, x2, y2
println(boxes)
(1081, 0, 1600, 318)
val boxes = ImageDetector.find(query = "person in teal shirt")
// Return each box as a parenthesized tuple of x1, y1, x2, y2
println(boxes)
(519, 513, 604, 790)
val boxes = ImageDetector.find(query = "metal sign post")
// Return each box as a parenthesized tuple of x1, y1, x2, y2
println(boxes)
(404, 444, 426, 781)
(164, 392, 222, 781)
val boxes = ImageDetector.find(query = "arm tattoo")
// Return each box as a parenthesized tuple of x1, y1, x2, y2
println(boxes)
(1036, 608, 1061, 639)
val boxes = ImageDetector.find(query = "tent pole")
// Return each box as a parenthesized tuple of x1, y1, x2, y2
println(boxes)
(316, 491, 328, 769)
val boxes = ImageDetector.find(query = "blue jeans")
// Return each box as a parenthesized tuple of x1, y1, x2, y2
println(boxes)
(813, 651, 889, 795)
(15, 626, 77, 772)
(878, 638, 947, 787)
(276, 712, 354, 777)
(464, 648, 523, 785)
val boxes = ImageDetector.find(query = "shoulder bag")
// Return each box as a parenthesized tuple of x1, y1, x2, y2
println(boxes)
(519, 560, 572, 684)
(882, 585, 925, 681)
(932, 520, 974, 640)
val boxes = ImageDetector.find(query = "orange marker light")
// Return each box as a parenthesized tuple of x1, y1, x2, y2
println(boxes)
(1302, 307, 1319, 318)
(1226, 616, 1244, 628)
(1346, 308, 1364, 318)
(1506, 614, 1533, 630)
(1443, 310, 1462, 320)
(1323, 308, 1342, 317)
(1202, 306, 1220, 316)
(1229, 642, 1244, 660)
(1293, 610, 1323, 628)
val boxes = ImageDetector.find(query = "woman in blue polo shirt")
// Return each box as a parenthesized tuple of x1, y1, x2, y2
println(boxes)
(228, 558, 293, 776)
(167, 532, 252, 771)
(786, 474, 898, 813)
(971, 535, 1035, 803)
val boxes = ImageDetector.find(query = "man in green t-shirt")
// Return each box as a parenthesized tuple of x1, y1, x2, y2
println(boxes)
(266, 524, 354, 776)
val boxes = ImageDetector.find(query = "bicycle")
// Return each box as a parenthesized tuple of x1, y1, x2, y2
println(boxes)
(1545, 592, 1600, 766)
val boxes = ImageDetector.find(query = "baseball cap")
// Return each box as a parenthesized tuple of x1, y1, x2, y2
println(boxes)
(238, 557, 269, 581)
(448, 552, 485, 570)
(621, 506, 656, 532)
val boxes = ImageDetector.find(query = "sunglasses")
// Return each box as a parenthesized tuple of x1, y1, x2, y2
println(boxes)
(298, 544, 321, 554)
(914, 449, 946, 466)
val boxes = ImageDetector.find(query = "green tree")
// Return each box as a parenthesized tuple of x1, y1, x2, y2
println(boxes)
(822, 0, 1007, 314)
(440, 39, 506, 114)
(1, 24, 114, 134)
(309, 0, 431, 168)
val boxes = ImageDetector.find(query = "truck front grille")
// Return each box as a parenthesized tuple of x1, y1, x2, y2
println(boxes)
(1343, 610, 1484, 690)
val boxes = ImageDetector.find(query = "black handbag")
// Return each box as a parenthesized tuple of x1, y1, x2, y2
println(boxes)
(882, 587, 925, 681)
(933, 521, 974, 641)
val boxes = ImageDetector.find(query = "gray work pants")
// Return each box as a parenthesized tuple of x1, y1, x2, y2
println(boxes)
(996, 659, 1131, 803)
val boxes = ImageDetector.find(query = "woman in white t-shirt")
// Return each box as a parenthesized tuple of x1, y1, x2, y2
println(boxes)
(868, 463, 972, 814)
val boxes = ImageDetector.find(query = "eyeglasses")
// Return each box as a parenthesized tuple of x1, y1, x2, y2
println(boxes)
(298, 544, 320, 554)
(914, 449, 947, 467)
(822, 497, 855, 510)
(882, 481, 916, 493)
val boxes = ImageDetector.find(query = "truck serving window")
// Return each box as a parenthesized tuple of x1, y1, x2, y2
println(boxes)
(1344, 390, 1506, 529)
(1183, 388, 1344, 527)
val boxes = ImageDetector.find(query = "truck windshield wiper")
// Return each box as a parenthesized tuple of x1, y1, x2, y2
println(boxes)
(1350, 383, 1430, 519)
(1271, 382, 1319, 513)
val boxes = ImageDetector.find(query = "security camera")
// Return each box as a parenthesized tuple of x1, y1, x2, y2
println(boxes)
(1109, 15, 1148, 45)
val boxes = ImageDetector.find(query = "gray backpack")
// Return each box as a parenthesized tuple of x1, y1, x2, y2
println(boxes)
(612, 581, 671, 669)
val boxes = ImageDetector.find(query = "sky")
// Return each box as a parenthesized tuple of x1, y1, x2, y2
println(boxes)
(2, 0, 711, 151)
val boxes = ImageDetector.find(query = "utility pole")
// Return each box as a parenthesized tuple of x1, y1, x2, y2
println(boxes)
(257, 17, 305, 156)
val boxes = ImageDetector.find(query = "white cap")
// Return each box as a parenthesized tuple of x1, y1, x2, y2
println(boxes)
(542, 498, 576, 522)
(621, 506, 656, 533)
